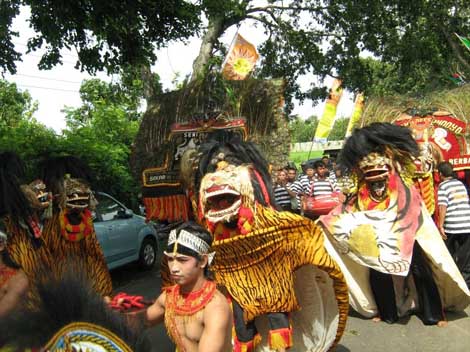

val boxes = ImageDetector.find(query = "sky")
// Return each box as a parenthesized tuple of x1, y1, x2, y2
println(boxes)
(6, 6, 354, 134)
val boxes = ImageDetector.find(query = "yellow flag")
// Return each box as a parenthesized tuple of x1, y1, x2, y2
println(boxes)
(345, 92, 365, 137)
(222, 34, 260, 80)
(314, 79, 343, 143)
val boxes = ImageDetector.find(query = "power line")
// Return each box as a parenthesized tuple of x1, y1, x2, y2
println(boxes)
(13, 73, 82, 84)
(17, 51, 78, 66)
(15, 83, 79, 93)
(13, 41, 79, 59)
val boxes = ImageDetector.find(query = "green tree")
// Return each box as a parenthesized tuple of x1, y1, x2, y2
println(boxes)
(0, 80, 38, 128)
(289, 115, 318, 143)
(0, 80, 59, 178)
(3, 1, 470, 108)
(328, 117, 349, 141)
(1, 0, 200, 74)
(62, 77, 145, 207)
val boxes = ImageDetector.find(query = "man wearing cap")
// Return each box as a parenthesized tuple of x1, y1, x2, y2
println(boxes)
(144, 222, 232, 352)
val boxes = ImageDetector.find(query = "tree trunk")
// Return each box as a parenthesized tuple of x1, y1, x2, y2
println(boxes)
(190, 16, 226, 82)
(140, 64, 159, 109)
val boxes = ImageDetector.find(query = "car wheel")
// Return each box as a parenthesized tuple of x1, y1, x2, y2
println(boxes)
(139, 237, 157, 270)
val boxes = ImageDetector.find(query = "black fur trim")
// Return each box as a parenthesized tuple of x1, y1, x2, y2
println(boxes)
(339, 123, 419, 170)
(0, 261, 142, 349)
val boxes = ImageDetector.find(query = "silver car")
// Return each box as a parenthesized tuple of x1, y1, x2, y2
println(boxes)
(93, 192, 158, 270)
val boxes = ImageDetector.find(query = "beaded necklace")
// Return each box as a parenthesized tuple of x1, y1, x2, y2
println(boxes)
(164, 280, 216, 351)
(59, 208, 93, 242)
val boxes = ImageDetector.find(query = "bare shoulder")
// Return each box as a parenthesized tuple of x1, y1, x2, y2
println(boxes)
(205, 289, 230, 314)
(152, 289, 167, 309)
(158, 290, 167, 304)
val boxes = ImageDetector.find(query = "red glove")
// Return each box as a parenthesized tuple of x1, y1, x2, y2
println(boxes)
(109, 292, 149, 311)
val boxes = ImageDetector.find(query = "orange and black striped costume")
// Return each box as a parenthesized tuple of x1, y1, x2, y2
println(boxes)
(41, 212, 112, 297)
(5, 213, 112, 298)
(4, 217, 53, 281)
(210, 204, 349, 350)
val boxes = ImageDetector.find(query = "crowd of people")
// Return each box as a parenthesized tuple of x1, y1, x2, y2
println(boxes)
(272, 153, 470, 292)
(273, 154, 349, 216)
(1, 123, 470, 351)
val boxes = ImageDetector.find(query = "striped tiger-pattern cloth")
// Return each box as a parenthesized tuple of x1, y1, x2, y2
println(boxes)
(211, 205, 349, 348)
(4, 217, 53, 280)
(144, 195, 190, 222)
(41, 212, 113, 297)
(414, 173, 435, 215)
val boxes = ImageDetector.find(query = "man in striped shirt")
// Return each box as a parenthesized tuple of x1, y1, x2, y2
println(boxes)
(273, 169, 294, 211)
(291, 161, 339, 218)
(437, 161, 470, 287)
(291, 161, 337, 196)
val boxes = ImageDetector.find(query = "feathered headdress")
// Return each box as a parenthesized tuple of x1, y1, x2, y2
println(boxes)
(339, 123, 420, 177)
(39, 156, 95, 209)
(0, 261, 144, 351)
(194, 131, 276, 209)
(0, 151, 34, 223)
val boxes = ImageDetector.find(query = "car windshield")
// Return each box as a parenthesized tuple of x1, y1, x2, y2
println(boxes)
(96, 195, 124, 221)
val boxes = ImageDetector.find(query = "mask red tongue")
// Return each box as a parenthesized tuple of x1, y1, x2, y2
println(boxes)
(217, 198, 231, 210)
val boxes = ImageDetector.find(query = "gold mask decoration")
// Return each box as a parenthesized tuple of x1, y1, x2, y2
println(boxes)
(199, 164, 255, 224)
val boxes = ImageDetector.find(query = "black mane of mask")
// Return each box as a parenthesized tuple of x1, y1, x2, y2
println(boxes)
(38, 156, 93, 197)
(0, 262, 145, 350)
(339, 122, 420, 170)
(0, 151, 34, 222)
(195, 131, 277, 208)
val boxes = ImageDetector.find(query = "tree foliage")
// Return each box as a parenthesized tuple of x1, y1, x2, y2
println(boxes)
(0, 77, 143, 208)
(289, 114, 348, 143)
(0, 80, 58, 178)
(62, 76, 144, 206)
(2, 0, 200, 74)
(0, 80, 38, 128)
(3, 1, 470, 112)
(328, 117, 349, 141)
(289, 115, 318, 143)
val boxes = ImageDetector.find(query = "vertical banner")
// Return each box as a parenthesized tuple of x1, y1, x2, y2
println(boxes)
(455, 33, 470, 53)
(221, 34, 260, 80)
(345, 92, 365, 137)
(314, 78, 343, 143)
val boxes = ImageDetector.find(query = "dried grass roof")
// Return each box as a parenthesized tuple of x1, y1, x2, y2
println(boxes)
(361, 85, 470, 125)
(131, 76, 286, 178)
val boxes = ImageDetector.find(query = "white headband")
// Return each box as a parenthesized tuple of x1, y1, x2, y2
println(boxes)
(0, 230, 7, 243)
(165, 229, 215, 264)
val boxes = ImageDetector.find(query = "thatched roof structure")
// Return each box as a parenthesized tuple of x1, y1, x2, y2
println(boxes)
(131, 76, 289, 180)
(359, 85, 470, 126)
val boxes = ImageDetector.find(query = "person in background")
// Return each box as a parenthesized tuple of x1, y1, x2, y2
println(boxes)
(322, 155, 333, 175)
(310, 160, 339, 196)
(335, 167, 355, 197)
(286, 165, 300, 213)
(273, 169, 296, 212)
(286, 165, 298, 184)
(290, 161, 315, 199)
(437, 161, 470, 288)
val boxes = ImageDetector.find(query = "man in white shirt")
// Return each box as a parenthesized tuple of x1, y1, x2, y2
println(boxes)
(437, 161, 470, 287)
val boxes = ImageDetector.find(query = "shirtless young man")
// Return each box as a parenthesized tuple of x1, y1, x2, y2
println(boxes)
(0, 229, 28, 319)
(145, 222, 232, 352)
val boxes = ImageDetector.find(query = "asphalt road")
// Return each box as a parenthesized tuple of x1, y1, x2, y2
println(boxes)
(111, 251, 470, 352)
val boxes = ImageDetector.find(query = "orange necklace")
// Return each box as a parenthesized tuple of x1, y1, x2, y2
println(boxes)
(164, 280, 217, 352)
(167, 280, 217, 315)
(0, 265, 17, 288)
(59, 208, 93, 242)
